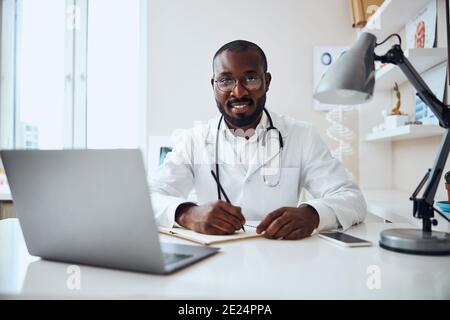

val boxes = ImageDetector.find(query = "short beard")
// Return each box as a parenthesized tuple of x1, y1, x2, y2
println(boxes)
(216, 94, 266, 128)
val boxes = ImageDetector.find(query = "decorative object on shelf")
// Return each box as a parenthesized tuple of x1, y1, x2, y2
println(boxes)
(405, 0, 437, 49)
(445, 170, 450, 203)
(349, 0, 384, 28)
(313, 46, 349, 111)
(314, 32, 450, 255)
(384, 114, 409, 129)
(384, 82, 409, 129)
(390, 82, 402, 115)
(414, 63, 447, 125)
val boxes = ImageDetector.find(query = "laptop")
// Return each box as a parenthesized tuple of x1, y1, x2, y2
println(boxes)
(0, 149, 219, 274)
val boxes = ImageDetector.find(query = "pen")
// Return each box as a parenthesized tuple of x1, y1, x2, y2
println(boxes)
(210, 170, 245, 232)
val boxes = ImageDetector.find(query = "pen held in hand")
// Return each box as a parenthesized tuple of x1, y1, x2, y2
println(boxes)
(210, 170, 245, 232)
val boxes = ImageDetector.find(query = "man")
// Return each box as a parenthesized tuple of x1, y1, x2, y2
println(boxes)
(150, 40, 366, 240)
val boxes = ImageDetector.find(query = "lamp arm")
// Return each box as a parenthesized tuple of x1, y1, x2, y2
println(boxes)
(376, 45, 450, 232)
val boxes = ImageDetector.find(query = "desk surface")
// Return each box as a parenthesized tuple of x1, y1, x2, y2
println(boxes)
(363, 189, 450, 232)
(1, 218, 449, 299)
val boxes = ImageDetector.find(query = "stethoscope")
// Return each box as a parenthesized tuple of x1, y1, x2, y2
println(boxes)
(214, 108, 284, 199)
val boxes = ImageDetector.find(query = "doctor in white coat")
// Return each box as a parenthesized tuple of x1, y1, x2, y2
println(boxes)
(150, 40, 366, 240)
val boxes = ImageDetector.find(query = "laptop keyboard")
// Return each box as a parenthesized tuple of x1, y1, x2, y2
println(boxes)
(163, 252, 192, 265)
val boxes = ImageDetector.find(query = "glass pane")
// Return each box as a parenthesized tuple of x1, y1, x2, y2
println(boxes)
(16, 0, 66, 149)
(87, 0, 141, 149)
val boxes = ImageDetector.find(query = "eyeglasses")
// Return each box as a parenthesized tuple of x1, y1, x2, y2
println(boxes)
(214, 74, 263, 92)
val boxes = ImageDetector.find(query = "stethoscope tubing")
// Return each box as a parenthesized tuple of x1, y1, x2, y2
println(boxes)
(215, 108, 283, 199)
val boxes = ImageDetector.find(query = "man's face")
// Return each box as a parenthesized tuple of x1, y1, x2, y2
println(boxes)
(211, 49, 271, 129)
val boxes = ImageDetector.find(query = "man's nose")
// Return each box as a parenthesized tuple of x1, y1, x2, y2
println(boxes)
(231, 80, 249, 98)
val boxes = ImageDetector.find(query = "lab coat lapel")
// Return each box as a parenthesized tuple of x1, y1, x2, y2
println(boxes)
(244, 111, 289, 182)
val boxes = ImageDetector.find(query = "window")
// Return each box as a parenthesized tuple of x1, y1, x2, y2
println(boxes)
(0, 0, 147, 152)
(16, 0, 66, 149)
(87, 0, 142, 149)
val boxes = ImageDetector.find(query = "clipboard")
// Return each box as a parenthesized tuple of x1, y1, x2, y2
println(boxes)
(159, 221, 262, 246)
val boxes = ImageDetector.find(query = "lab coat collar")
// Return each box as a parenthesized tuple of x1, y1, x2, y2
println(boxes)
(204, 109, 287, 182)
(204, 109, 289, 144)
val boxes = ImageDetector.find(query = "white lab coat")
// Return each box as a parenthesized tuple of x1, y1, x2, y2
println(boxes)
(149, 110, 367, 232)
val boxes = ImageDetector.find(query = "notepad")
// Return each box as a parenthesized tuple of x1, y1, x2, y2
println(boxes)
(159, 220, 262, 246)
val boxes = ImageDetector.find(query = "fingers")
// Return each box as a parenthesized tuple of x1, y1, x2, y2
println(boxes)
(196, 201, 244, 235)
(256, 207, 286, 234)
(216, 200, 245, 225)
(205, 218, 236, 234)
(283, 228, 306, 240)
(267, 221, 296, 239)
(264, 216, 291, 238)
(197, 221, 232, 235)
(215, 207, 243, 231)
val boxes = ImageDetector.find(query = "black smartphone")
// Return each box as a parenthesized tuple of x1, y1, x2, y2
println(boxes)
(318, 231, 372, 247)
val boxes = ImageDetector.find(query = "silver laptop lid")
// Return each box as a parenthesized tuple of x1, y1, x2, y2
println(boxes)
(1, 149, 166, 273)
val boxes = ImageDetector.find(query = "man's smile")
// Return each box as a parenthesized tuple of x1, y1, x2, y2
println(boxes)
(228, 98, 254, 115)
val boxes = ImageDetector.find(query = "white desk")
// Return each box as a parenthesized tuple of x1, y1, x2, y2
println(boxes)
(363, 189, 450, 232)
(1, 218, 449, 299)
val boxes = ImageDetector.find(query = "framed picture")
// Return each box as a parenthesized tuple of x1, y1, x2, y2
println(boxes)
(405, 0, 437, 49)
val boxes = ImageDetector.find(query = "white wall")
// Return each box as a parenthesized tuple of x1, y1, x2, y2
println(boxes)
(147, 0, 358, 170)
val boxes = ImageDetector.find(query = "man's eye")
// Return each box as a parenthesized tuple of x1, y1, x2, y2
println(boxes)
(219, 79, 233, 84)
(245, 76, 258, 82)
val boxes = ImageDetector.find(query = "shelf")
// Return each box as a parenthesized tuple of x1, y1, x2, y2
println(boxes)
(359, 0, 433, 41)
(362, 189, 450, 232)
(364, 124, 444, 142)
(375, 48, 448, 91)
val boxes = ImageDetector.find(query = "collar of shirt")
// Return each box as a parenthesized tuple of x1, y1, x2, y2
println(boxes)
(223, 111, 268, 144)
(219, 111, 268, 168)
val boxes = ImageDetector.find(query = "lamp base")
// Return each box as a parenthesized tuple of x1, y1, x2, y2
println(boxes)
(379, 228, 450, 255)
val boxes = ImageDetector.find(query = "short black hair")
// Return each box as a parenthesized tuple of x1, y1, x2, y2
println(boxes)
(212, 40, 268, 73)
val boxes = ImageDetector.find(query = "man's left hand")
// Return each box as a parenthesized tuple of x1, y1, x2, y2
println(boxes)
(256, 206, 320, 240)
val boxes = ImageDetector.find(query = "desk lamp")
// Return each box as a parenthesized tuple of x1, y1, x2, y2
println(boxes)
(314, 32, 450, 255)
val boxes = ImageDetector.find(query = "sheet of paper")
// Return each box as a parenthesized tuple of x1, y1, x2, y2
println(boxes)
(159, 220, 261, 245)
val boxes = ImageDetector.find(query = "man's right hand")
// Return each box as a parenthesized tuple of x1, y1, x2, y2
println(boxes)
(175, 200, 245, 235)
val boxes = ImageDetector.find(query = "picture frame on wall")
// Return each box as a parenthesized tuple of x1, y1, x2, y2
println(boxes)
(405, 0, 437, 49)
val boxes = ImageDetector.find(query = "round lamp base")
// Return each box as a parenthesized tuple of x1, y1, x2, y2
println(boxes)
(379, 228, 450, 255)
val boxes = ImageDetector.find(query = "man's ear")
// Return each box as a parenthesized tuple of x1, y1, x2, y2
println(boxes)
(265, 72, 272, 92)
(211, 77, 215, 89)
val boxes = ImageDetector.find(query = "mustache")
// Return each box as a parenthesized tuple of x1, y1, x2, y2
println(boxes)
(227, 98, 253, 108)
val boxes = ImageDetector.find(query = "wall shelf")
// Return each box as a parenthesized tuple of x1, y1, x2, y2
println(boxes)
(364, 124, 444, 142)
(375, 48, 448, 91)
(359, 0, 433, 41)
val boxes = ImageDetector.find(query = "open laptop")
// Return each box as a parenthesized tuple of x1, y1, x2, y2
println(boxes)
(0, 149, 219, 274)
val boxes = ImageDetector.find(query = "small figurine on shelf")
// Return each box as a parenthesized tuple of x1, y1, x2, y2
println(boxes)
(390, 82, 402, 115)
(384, 82, 409, 129)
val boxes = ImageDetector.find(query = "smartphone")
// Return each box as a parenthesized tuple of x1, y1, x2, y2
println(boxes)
(318, 231, 372, 247)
